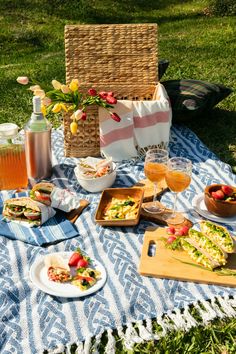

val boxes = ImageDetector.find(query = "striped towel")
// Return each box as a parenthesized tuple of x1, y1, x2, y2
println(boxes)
(99, 83, 172, 161)
(0, 191, 79, 246)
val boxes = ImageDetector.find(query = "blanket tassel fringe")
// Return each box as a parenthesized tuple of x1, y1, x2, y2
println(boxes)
(49, 295, 236, 354)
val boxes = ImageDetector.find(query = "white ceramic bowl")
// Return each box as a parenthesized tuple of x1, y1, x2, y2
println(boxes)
(74, 162, 117, 193)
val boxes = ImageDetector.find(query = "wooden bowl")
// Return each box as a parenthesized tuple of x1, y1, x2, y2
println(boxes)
(95, 188, 144, 226)
(204, 184, 236, 217)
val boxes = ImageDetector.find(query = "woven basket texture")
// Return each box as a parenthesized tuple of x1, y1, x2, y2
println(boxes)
(64, 24, 158, 157)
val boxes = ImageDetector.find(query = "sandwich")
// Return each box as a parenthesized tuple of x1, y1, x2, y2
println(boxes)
(188, 229, 228, 266)
(3, 197, 56, 226)
(30, 182, 54, 206)
(3, 197, 42, 226)
(181, 238, 220, 270)
(200, 221, 236, 253)
(30, 182, 82, 212)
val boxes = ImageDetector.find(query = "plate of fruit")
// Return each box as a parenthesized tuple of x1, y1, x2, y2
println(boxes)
(30, 248, 107, 297)
(193, 184, 236, 224)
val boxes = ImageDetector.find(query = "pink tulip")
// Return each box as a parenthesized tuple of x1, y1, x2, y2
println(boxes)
(42, 97, 52, 106)
(110, 113, 121, 122)
(106, 96, 117, 104)
(99, 91, 108, 100)
(17, 76, 29, 85)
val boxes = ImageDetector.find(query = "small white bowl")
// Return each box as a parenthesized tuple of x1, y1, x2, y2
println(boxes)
(74, 162, 117, 193)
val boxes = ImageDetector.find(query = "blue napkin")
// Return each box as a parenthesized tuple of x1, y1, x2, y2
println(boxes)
(0, 191, 79, 246)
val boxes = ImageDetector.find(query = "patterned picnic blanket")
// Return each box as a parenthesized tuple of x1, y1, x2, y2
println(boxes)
(1, 125, 236, 354)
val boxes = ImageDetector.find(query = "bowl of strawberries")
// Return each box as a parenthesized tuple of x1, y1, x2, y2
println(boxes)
(204, 184, 236, 217)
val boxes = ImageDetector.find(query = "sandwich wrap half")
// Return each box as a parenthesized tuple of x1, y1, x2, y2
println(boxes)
(200, 221, 236, 253)
(3, 197, 56, 227)
(181, 238, 220, 270)
(188, 229, 228, 266)
(30, 182, 81, 212)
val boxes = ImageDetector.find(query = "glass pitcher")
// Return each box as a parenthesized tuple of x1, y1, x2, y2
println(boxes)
(0, 123, 28, 190)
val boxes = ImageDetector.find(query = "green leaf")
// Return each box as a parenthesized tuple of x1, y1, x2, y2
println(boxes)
(172, 257, 211, 271)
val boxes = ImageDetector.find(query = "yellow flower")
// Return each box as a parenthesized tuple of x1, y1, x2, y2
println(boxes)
(61, 85, 70, 94)
(52, 103, 62, 113)
(60, 103, 68, 112)
(52, 79, 62, 90)
(41, 105, 47, 116)
(69, 79, 79, 92)
(70, 121, 78, 135)
(29, 85, 41, 91)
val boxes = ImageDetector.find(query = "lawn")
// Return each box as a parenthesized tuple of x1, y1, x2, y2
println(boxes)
(0, 0, 236, 353)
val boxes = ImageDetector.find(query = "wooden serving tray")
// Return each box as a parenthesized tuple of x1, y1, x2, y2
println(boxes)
(141, 202, 193, 228)
(139, 227, 236, 287)
(133, 178, 168, 202)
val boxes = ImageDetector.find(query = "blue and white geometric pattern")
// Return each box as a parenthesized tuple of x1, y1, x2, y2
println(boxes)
(1, 125, 236, 353)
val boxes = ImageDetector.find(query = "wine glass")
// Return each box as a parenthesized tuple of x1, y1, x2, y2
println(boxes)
(164, 157, 192, 224)
(143, 148, 169, 213)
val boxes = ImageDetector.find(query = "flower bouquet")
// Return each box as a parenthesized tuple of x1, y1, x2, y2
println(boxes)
(17, 76, 121, 135)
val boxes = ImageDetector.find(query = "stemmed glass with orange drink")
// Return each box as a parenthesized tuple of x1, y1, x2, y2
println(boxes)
(164, 157, 192, 224)
(144, 148, 168, 213)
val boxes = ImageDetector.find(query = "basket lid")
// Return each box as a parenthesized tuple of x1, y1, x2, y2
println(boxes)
(65, 24, 158, 86)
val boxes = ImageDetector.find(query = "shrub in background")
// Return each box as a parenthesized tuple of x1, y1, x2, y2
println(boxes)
(208, 0, 236, 16)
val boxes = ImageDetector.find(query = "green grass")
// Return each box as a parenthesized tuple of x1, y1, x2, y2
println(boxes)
(1, 1, 236, 352)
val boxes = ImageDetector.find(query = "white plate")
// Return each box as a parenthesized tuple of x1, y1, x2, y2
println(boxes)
(30, 251, 107, 298)
(192, 194, 236, 225)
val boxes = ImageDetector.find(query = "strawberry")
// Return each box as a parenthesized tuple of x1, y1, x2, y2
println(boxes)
(68, 250, 83, 266)
(166, 226, 175, 235)
(76, 258, 89, 268)
(178, 226, 189, 236)
(221, 185, 233, 196)
(107, 91, 114, 97)
(167, 236, 176, 244)
(174, 230, 185, 236)
(211, 190, 225, 200)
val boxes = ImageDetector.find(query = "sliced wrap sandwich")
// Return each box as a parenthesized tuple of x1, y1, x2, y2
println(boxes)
(181, 238, 220, 270)
(3, 197, 56, 226)
(200, 221, 236, 253)
(30, 182, 82, 212)
(188, 229, 228, 266)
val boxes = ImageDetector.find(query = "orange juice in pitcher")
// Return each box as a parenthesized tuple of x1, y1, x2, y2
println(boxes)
(0, 123, 28, 190)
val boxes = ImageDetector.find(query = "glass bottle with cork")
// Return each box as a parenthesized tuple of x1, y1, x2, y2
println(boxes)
(24, 96, 52, 180)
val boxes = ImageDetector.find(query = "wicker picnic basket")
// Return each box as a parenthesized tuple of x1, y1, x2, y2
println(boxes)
(64, 23, 158, 157)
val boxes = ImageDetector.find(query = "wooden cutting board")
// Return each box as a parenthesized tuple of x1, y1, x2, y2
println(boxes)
(64, 199, 89, 223)
(139, 227, 236, 287)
